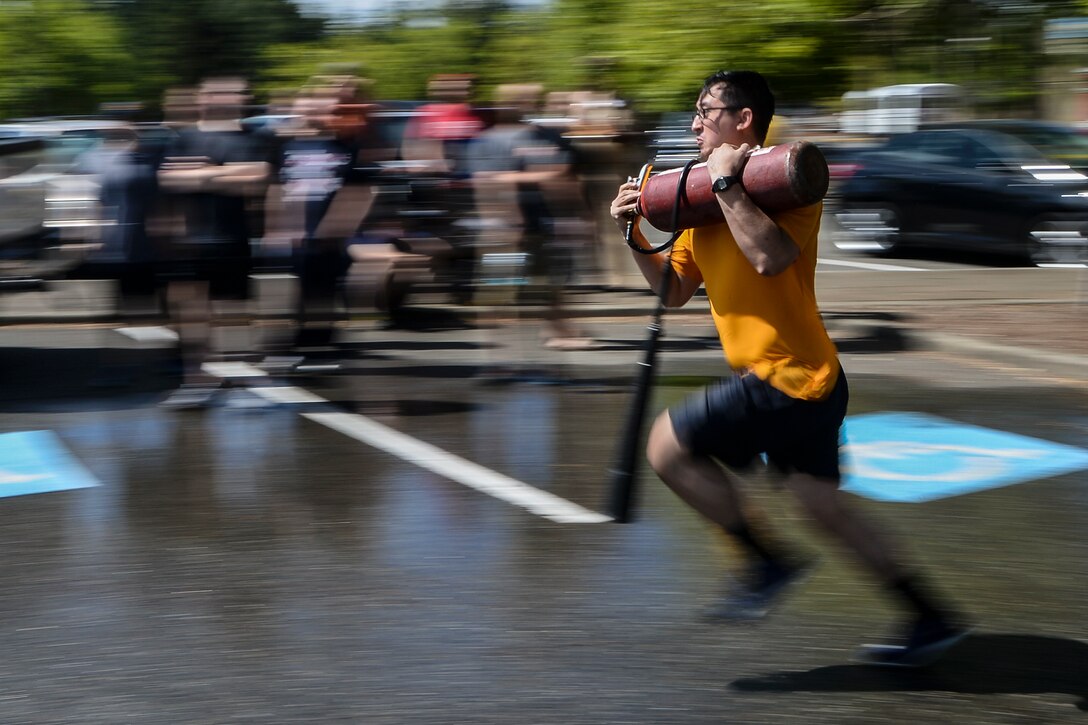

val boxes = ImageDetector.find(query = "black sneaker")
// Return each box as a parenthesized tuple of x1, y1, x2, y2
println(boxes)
(706, 560, 815, 621)
(854, 616, 971, 668)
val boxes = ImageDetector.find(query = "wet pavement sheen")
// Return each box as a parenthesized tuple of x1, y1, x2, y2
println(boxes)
(0, 323, 1086, 722)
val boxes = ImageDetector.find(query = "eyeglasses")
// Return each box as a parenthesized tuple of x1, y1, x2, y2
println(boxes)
(694, 105, 741, 121)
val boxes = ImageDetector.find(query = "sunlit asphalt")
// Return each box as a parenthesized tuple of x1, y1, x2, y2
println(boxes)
(0, 279, 1085, 722)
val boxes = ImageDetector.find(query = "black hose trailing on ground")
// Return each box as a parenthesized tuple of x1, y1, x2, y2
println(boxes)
(606, 158, 698, 523)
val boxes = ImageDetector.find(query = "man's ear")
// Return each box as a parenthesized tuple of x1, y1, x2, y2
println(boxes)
(736, 108, 754, 134)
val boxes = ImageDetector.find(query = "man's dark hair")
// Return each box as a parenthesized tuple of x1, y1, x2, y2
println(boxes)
(701, 70, 775, 143)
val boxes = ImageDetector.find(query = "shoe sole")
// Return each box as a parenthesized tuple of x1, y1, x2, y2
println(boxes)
(853, 627, 972, 668)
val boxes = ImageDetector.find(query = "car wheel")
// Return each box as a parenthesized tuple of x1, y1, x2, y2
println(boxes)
(833, 203, 902, 254)
(1025, 216, 1088, 267)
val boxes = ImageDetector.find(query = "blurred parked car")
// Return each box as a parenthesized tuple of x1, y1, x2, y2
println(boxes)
(0, 137, 48, 247)
(833, 127, 1088, 266)
(645, 112, 698, 171)
(0, 119, 136, 249)
(938, 119, 1088, 173)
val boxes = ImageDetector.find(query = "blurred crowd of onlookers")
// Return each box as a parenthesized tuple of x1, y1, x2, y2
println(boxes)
(5, 70, 1087, 408)
(0, 72, 643, 408)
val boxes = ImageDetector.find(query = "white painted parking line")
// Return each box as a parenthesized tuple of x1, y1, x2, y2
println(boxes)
(207, 370, 609, 524)
(248, 385, 327, 405)
(817, 258, 926, 272)
(116, 326, 178, 342)
(201, 361, 269, 379)
(305, 411, 611, 524)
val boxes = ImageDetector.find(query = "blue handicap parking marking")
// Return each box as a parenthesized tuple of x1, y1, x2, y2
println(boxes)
(841, 412, 1088, 503)
(0, 430, 100, 498)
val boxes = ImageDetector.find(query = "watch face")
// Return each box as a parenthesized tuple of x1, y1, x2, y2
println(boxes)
(713, 176, 731, 192)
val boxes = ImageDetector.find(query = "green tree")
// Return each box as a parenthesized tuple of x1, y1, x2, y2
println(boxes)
(100, 0, 327, 105)
(253, 0, 1088, 119)
(0, 0, 135, 118)
(260, 2, 517, 102)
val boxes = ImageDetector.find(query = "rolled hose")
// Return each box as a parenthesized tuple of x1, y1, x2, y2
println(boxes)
(625, 158, 698, 255)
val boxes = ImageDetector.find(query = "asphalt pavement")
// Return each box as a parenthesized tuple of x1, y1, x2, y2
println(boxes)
(0, 272, 1085, 723)
(0, 270, 1083, 388)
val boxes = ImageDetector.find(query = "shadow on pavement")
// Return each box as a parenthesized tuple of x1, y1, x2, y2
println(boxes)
(384, 307, 479, 331)
(834, 326, 910, 354)
(0, 346, 177, 411)
(821, 311, 912, 354)
(731, 633, 1088, 712)
(382, 399, 481, 416)
(590, 338, 720, 353)
(355, 339, 495, 352)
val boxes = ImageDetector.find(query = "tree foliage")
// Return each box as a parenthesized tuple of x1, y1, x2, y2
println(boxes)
(1, 0, 1087, 119)
(0, 0, 134, 118)
(101, 0, 326, 100)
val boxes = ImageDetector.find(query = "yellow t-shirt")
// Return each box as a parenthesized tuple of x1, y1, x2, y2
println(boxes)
(668, 201, 839, 400)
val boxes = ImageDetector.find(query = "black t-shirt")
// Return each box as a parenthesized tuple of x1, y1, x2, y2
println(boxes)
(164, 127, 273, 246)
(279, 136, 366, 239)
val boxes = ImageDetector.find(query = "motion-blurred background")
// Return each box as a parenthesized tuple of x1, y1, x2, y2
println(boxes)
(2, 0, 1087, 331)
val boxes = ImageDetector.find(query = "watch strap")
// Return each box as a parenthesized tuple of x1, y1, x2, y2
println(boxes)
(712, 174, 739, 193)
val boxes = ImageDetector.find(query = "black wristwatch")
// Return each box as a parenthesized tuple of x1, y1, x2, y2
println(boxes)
(711, 174, 740, 193)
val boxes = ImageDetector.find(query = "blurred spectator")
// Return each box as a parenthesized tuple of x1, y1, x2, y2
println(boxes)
(156, 77, 274, 409)
(359, 74, 483, 310)
(467, 83, 592, 350)
(400, 74, 484, 178)
(541, 89, 634, 139)
(74, 126, 161, 304)
(270, 78, 377, 359)
(161, 87, 200, 129)
(532, 89, 631, 283)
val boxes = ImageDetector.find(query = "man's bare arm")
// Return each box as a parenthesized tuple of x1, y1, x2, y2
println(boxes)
(609, 178, 700, 307)
(706, 143, 798, 276)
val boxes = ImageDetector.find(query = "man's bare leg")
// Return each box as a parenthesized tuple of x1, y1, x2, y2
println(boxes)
(784, 472, 969, 665)
(646, 410, 963, 640)
(782, 473, 903, 580)
(646, 411, 810, 618)
(646, 410, 748, 531)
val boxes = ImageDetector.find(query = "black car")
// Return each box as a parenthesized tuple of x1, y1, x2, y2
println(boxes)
(833, 127, 1088, 266)
(943, 119, 1088, 173)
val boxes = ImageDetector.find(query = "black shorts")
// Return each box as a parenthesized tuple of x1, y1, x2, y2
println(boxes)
(158, 241, 251, 300)
(669, 368, 849, 482)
